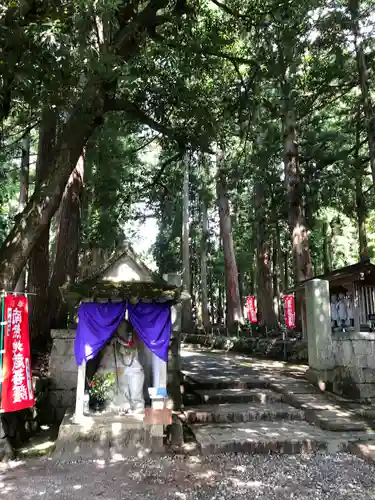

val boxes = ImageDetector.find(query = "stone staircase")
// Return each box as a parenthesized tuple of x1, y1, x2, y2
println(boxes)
(194, 387, 284, 404)
(180, 375, 375, 456)
(183, 401, 305, 424)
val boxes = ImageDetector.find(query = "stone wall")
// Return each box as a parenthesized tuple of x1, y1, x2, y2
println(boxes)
(330, 331, 375, 400)
(305, 279, 375, 402)
(49, 329, 77, 423)
(308, 331, 375, 401)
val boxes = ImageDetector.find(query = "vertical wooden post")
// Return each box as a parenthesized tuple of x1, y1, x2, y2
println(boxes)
(150, 354, 167, 439)
(353, 283, 360, 332)
(152, 353, 167, 390)
(73, 359, 86, 423)
(163, 276, 183, 412)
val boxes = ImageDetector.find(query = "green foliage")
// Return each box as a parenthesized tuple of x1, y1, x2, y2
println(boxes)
(0, 0, 375, 330)
(82, 116, 146, 249)
(89, 372, 115, 403)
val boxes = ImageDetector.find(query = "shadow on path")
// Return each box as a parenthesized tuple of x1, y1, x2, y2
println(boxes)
(1, 452, 375, 500)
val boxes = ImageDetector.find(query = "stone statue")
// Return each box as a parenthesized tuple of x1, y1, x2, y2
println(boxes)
(330, 294, 338, 328)
(346, 294, 354, 327)
(96, 319, 145, 414)
(337, 292, 347, 327)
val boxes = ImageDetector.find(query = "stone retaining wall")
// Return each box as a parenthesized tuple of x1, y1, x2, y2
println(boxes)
(331, 332, 375, 400)
(308, 331, 375, 401)
(49, 329, 77, 423)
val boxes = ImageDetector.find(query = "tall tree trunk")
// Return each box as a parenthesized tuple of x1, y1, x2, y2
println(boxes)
(322, 220, 332, 274)
(282, 99, 311, 334)
(255, 180, 278, 328)
(18, 135, 29, 209)
(181, 157, 193, 332)
(190, 228, 198, 324)
(283, 251, 289, 291)
(350, 0, 375, 185)
(354, 106, 369, 259)
(208, 269, 214, 325)
(282, 98, 312, 283)
(27, 109, 57, 346)
(238, 268, 244, 307)
(0, 91, 105, 290)
(14, 134, 30, 292)
(356, 178, 368, 261)
(217, 280, 223, 325)
(249, 264, 255, 295)
(48, 155, 85, 329)
(272, 222, 280, 319)
(216, 153, 244, 332)
(200, 196, 210, 331)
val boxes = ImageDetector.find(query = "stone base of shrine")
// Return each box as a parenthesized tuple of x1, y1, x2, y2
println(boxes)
(306, 331, 375, 401)
(53, 411, 165, 461)
(307, 367, 375, 401)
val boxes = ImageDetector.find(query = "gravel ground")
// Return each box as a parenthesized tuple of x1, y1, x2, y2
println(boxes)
(0, 453, 374, 500)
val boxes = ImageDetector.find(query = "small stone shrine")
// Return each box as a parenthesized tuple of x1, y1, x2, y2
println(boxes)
(50, 245, 186, 458)
(293, 260, 375, 401)
(289, 259, 375, 337)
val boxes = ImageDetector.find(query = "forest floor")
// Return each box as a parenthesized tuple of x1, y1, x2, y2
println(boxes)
(1, 452, 375, 500)
(3, 347, 375, 499)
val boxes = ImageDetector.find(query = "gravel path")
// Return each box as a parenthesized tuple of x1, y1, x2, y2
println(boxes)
(0, 453, 374, 500)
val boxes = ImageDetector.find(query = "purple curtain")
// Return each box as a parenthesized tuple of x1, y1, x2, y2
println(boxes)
(74, 302, 126, 365)
(127, 302, 171, 362)
(74, 301, 172, 365)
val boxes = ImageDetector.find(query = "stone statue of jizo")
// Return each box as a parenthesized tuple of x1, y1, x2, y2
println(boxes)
(96, 319, 145, 413)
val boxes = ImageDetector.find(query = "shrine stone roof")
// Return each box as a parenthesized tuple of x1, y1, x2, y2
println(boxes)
(286, 258, 375, 294)
(79, 243, 166, 285)
(62, 280, 184, 304)
(61, 244, 185, 304)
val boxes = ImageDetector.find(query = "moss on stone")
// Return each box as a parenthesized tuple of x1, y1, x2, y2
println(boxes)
(61, 279, 182, 305)
(333, 366, 361, 400)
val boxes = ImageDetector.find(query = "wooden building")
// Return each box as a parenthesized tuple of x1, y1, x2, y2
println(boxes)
(288, 259, 375, 335)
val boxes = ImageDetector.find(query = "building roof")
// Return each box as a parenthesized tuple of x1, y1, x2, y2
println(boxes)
(62, 280, 184, 304)
(61, 244, 185, 304)
(287, 258, 375, 293)
(81, 243, 167, 285)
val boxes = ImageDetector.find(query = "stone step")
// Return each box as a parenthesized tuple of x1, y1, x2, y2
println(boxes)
(349, 441, 375, 464)
(191, 420, 374, 455)
(195, 388, 283, 405)
(54, 412, 164, 461)
(182, 402, 305, 424)
(272, 390, 371, 432)
(184, 375, 268, 391)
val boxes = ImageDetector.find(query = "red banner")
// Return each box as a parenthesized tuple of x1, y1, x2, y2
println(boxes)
(246, 296, 257, 323)
(1, 295, 34, 412)
(284, 295, 296, 329)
